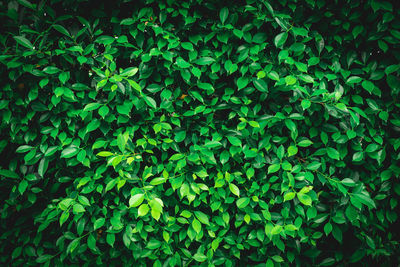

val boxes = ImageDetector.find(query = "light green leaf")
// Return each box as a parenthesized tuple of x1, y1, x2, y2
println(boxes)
(129, 193, 145, 208)
(229, 183, 240, 197)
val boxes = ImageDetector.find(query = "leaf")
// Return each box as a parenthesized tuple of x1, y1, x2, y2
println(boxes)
(285, 75, 297, 85)
(284, 192, 296, 201)
(229, 183, 240, 197)
(326, 147, 340, 160)
(236, 197, 250, 208)
(146, 238, 162, 249)
(268, 164, 280, 174)
(174, 131, 186, 143)
(18, 180, 28, 194)
(237, 76, 249, 90)
(361, 80, 374, 93)
(106, 233, 115, 247)
(298, 139, 313, 147)
(120, 67, 138, 77)
(176, 57, 191, 68)
(192, 218, 202, 233)
(307, 162, 321, 170)
(138, 204, 150, 216)
(297, 193, 312, 206)
(253, 79, 268, 92)
(98, 105, 109, 117)
(227, 136, 242, 146)
(288, 146, 298, 157)
(194, 211, 210, 225)
(129, 193, 145, 207)
(352, 193, 376, 209)
(43, 66, 60, 74)
(194, 57, 215, 65)
(97, 151, 113, 157)
(193, 253, 207, 262)
(36, 255, 52, 264)
(94, 218, 105, 230)
(72, 203, 85, 213)
(38, 158, 49, 177)
(181, 42, 194, 51)
(220, 7, 229, 24)
(346, 76, 362, 84)
(274, 32, 288, 47)
(0, 169, 19, 179)
(61, 147, 78, 158)
(117, 133, 126, 152)
(14, 36, 34, 49)
(53, 24, 70, 37)
(143, 95, 157, 109)
(84, 103, 101, 111)
(170, 153, 185, 161)
(120, 18, 135, 25)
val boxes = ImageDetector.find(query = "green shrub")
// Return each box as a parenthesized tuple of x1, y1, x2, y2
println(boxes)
(1, 0, 400, 266)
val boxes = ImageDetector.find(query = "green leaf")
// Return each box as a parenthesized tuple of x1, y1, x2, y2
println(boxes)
(120, 67, 138, 77)
(14, 36, 34, 49)
(146, 238, 162, 249)
(297, 193, 312, 206)
(84, 103, 101, 111)
(227, 136, 242, 146)
(288, 146, 298, 157)
(194, 211, 210, 225)
(174, 131, 186, 143)
(138, 204, 150, 216)
(219, 7, 229, 24)
(236, 197, 250, 209)
(97, 151, 113, 157)
(181, 42, 194, 51)
(308, 57, 320, 66)
(194, 57, 215, 65)
(193, 253, 207, 262)
(229, 183, 240, 197)
(0, 169, 19, 179)
(106, 233, 115, 247)
(268, 164, 280, 174)
(352, 152, 363, 162)
(129, 193, 145, 207)
(36, 255, 52, 264)
(176, 57, 191, 68)
(326, 147, 340, 160)
(285, 75, 297, 85)
(298, 139, 313, 147)
(117, 133, 127, 152)
(61, 147, 79, 158)
(192, 218, 202, 233)
(346, 76, 362, 84)
(307, 162, 321, 170)
(274, 32, 288, 47)
(120, 18, 135, 25)
(170, 153, 185, 161)
(73, 203, 85, 213)
(53, 24, 70, 37)
(352, 193, 376, 209)
(253, 79, 268, 92)
(144, 95, 157, 109)
(284, 192, 296, 201)
(237, 76, 249, 90)
(18, 180, 28, 194)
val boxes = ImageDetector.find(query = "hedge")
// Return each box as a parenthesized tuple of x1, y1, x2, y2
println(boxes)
(1, 0, 400, 266)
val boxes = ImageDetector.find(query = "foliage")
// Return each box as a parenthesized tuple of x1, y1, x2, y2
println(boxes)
(1, 0, 400, 266)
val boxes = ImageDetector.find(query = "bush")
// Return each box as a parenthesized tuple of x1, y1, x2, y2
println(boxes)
(1, 0, 400, 266)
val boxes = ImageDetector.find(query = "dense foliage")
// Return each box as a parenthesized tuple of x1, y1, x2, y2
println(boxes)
(1, 0, 400, 266)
